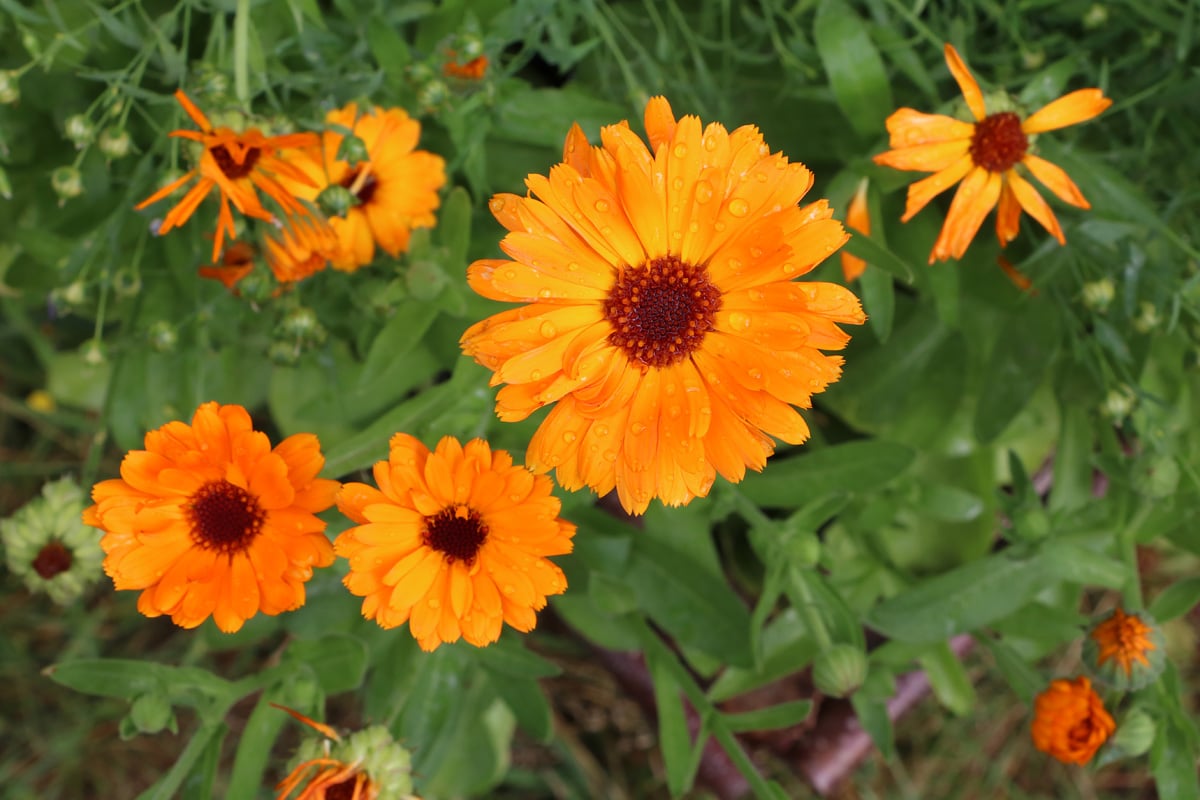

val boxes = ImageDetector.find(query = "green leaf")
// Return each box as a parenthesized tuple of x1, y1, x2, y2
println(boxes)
(439, 186, 473, 269)
(723, 700, 813, 733)
(626, 534, 754, 668)
(474, 635, 562, 679)
(1151, 713, 1200, 800)
(917, 643, 976, 716)
(136, 723, 227, 800)
(839, 230, 915, 283)
(649, 648, 696, 797)
(357, 300, 440, 390)
(787, 567, 866, 649)
(1049, 402, 1094, 512)
(850, 670, 895, 759)
(1150, 577, 1200, 622)
(494, 86, 627, 149)
(226, 676, 322, 799)
(978, 637, 1043, 705)
(740, 441, 916, 507)
(912, 483, 983, 523)
(1039, 541, 1127, 589)
(45, 659, 231, 705)
(974, 299, 1061, 443)
(283, 635, 368, 694)
(859, 257, 895, 342)
(47, 349, 112, 411)
(708, 609, 819, 702)
(814, 0, 894, 138)
(866, 550, 1048, 643)
(489, 674, 554, 744)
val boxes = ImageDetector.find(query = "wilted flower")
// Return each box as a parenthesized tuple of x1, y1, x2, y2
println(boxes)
(275, 706, 416, 800)
(1, 477, 104, 605)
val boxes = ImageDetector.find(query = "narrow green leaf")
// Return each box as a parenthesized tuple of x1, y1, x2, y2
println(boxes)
(1049, 402, 1094, 512)
(979, 637, 1043, 705)
(474, 636, 562, 679)
(226, 676, 321, 799)
(814, 0, 894, 138)
(917, 643, 976, 716)
(740, 441, 916, 507)
(439, 186, 473, 268)
(974, 300, 1061, 443)
(649, 649, 695, 798)
(283, 635, 368, 694)
(45, 659, 232, 704)
(723, 700, 813, 733)
(1149, 577, 1200, 622)
(357, 300, 440, 389)
(708, 610, 819, 703)
(1039, 542, 1127, 589)
(490, 675, 554, 744)
(136, 723, 227, 800)
(840, 231, 915, 283)
(859, 256, 895, 342)
(850, 669, 895, 759)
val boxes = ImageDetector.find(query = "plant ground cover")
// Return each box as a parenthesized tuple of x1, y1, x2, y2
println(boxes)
(2, 0, 1199, 798)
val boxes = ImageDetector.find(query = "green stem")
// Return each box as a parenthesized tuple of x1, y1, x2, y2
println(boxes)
(788, 566, 835, 650)
(233, 0, 250, 104)
(1120, 501, 1153, 610)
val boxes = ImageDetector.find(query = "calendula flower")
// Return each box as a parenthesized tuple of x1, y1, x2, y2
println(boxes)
(1031, 676, 1115, 765)
(83, 402, 338, 633)
(1084, 607, 1166, 690)
(841, 178, 870, 282)
(265, 215, 338, 284)
(1, 477, 104, 605)
(874, 44, 1111, 263)
(275, 706, 415, 800)
(280, 103, 446, 271)
(444, 52, 489, 80)
(135, 90, 322, 263)
(335, 434, 574, 652)
(197, 239, 257, 290)
(460, 96, 866, 514)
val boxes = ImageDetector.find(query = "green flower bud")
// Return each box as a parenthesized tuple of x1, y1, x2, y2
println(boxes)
(82, 339, 106, 366)
(1111, 709, 1156, 758)
(1, 477, 104, 605)
(812, 644, 867, 698)
(317, 184, 357, 217)
(276, 307, 326, 343)
(1083, 3, 1108, 28)
(1133, 454, 1179, 499)
(0, 70, 19, 105)
(781, 527, 821, 568)
(418, 79, 450, 113)
(58, 280, 87, 306)
(1081, 278, 1115, 312)
(336, 133, 370, 166)
(113, 267, 142, 297)
(51, 166, 84, 203)
(268, 339, 301, 366)
(128, 692, 176, 736)
(147, 321, 178, 353)
(1133, 301, 1161, 334)
(64, 114, 95, 148)
(1101, 385, 1136, 423)
(1022, 50, 1046, 70)
(1083, 607, 1166, 691)
(98, 126, 132, 160)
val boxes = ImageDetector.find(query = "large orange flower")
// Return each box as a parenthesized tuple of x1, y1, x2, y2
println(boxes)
(874, 44, 1111, 263)
(280, 103, 446, 271)
(335, 434, 574, 651)
(83, 402, 338, 632)
(135, 90, 322, 263)
(1030, 676, 1115, 765)
(460, 97, 865, 515)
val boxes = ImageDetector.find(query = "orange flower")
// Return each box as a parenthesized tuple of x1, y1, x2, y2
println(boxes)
(274, 706, 415, 800)
(197, 239, 256, 290)
(1085, 606, 1165, 689)
(83, 402, 338, 632)
(280, 103, 446, 271)
(335, 434, 574, 651)
(873, 44, 1111, 263)
(1030, 676, 1115, 765)
(444, 51, 489, 80)
(460, 96, 865, 514)
(265, 215, 337, 284)
(135, 90, 323, 263)
(841, 178, 870, 282)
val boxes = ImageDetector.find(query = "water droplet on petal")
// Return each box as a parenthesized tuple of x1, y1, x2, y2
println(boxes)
(562, 431, 577, 443)
(672, 177, 684, 191)
(540, 321, 557, 338)
(538, 288, 553, 298)
(567, 262, 580, 272)
(503, 585, 515, 596)
(673, 144, 687, 158)
(630, 422, 647, 435)
(728, 198, 750, 217)
(594, 199, 610, 213)
(695, 181, 714, 204)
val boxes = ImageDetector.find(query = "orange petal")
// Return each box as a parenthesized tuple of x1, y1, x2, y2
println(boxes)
(873, 138, 971, 173)
(1008, 170, 1064, 244)
(841, 178, 870, 282)
(644, 96, 677, 153)
(995, 180, 1022, 246)
(882, 108, 975, 149)
(1022, 155, 1090, 208)
(561, 123, 592, 176)
(930, 167, 1002, 262)
(901, 155, 973, 222)
(944, 44, 986, 121)
(173, 89, 213, 132)
(1022, 89, 1112, 134)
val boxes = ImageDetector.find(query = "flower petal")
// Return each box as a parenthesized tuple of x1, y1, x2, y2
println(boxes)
(930, 167, 1003, 262)
(944, 44, 986, 121)
(1022, 89, 1112, 134)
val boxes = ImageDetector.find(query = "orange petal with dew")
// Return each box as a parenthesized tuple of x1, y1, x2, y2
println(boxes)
(901, 155, 973, 222)
(1022, 155, 1090, 208)
(930, 167, 1002, 262)
(1008, 170, 1064, 244)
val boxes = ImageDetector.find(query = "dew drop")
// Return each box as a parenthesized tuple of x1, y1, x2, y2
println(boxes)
(672, 177, 684, 191)
(562, 431, 577, 443)
(749, 246, 763, 258)
(594, 199, 610, 213)
(729, 311, 751, 330)
(602, 449, 617, 462)
(530, 369, 542, 380)
(540, 321, 557, 338)
(538, 288, 553, 298)
(703, 135, 719, 152)
(595, 424, 610, 437)
(695, 181, 714, 204)
(714, 221, 726, 232)
(428, 598, 440, 609)
(673, 144, 687, 158)
(728, 198, 750, 217)
(503, 585, 515, 596)
(504, 269, 517, 280)
(748, 368, 763, 381)
(669, 405, 682, 418)
(489, 198, 506, 214)
(630, 422, 647, 435)
(567, 261, 580, 272)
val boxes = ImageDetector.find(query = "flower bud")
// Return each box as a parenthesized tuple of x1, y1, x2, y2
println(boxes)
(812, 644, 867, 698)
(1133, 301, 1160, 334)
(147, 321, 178, 353)
(64, 114, 95, 148)
(1083, 607, 1166, 690)
(1133, 454, 1179, 499)
(113, 267, 141, 297)
(81, 339, 106, 366)
(51, 166, 83, 203)
(336, 133, 370, 166)
(0, 477, 104, 605)
(1083, 3, 1108, 28)
(1081, 278, 1114, 312)
(1101, 384, 1136, 422)
(98, 126, 132, 160)
(1111, 709, 1156, 758)
(127, 692, 176, 736)
(0, 70, 19, 104)
(277, 306, 325, 343)
(1022, 50, 1046, 70)
(317, 184, 357, 217)
(268, 339, 301, 366)
(418, 79, 450, 113)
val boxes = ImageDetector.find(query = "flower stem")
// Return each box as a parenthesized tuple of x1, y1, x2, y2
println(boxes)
(233, 0, 250, 104)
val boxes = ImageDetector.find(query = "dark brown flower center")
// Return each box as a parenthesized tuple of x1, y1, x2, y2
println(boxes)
(186, 479, 266, 555)
(324, 776, 363, 800)
(33, 541, 72, 579)
(603, 255, 722, 369)
(210, 144, 261, 179)
(341, 167, 378, 205)
(969, 112, 1028, 173)
(424, 505, 487, 565)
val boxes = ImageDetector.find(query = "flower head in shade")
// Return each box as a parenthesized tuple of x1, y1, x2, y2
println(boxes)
(265, 215, 338, 284)
(840, 178, 870, 282)
(1030, 676, 1116, 765)
(83, 402, 339, 633)
(460, 96, 866, 514)
(873, 44, 1111, 263)
(1, 477, 104, 605)
(444, 51, 489, 80)
(335, 434, 574, 651)
(280, 103, 446, 271)
(1084, 606, 1166, 690)
(274, 705, 415, 800)
(135, 90, 323, 263)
